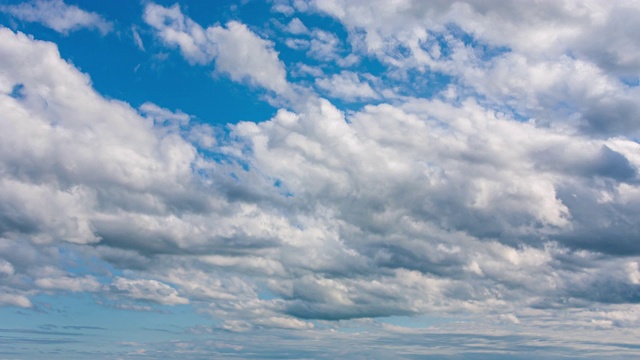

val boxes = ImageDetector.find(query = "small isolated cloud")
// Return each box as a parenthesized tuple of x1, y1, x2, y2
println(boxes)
(285, 18, 308, 35)
(210, 22, 290, 95)
(271, 3, 294, 16)
(1, 0, 112, 35)
(316, 71, 379, 101)
(132, 26, 145, 51)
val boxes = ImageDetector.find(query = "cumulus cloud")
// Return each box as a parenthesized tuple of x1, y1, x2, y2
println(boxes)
(308, 0, 640, 136)
(285, 18, 308, 35)
(110, 277, 189, 305)
(315, 71, 379, 101)
(139, 102, 191, 134)
(142, 3, 215, 64)
(2, 0, 640, 355)
(254, 316, 314, 330)
(35, 275, 101, 292)
(3, 23, 640, 326)
(0, 292, 32, 308)
(143, 3, 291, 95)
(304, 29, 358, 67)
(271, 3, 295, 16)
(1, 0, 112, 35)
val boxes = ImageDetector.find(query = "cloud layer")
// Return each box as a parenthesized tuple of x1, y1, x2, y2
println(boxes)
(1, 0, 640, 358)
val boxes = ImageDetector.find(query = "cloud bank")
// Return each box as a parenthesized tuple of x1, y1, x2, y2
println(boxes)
(1, 0, 640, 358)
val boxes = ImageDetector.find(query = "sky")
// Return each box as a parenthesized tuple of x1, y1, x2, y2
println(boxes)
(0, 0, 640, 358)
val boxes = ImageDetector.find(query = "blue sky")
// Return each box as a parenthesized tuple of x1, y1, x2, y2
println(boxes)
(1, 0, 640, 358)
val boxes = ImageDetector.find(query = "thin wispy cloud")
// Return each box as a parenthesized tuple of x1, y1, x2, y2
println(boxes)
(1, 0, 112, 35)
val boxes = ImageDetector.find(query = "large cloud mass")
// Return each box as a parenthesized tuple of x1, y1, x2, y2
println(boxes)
(2, 0, 640, 358)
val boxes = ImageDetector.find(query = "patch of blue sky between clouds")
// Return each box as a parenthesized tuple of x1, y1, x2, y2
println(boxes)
(1, 0, 278, 126)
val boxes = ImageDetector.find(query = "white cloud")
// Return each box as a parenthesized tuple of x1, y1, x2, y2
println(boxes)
(209, 22, 290, 94)
(111, 277, 189, 305)
(315, 71, 379, 101)
(35, 275, 101, 292)
(0, 259, 14, 277)
(155, 267, 252, 301)
(254, 316, 314, 330)
(285, 18, 308, 35)
(307, 29, 341, 61)
(230, 94, 640, 317)
(132, 26, 145, 51)
(271, 3, 295, 16)
(1, 0, 112, 35)
(291, 63, 324, 78)
(144, 3, 291, 95)
(2, 1, 640, 351)
(308, 0, 640, 135)
(142, 3, 216, 64)
(139, 102, 190, 135)
(304, 29, 359, 67)
(284, 38, 309, 50)
(1, 24, 639, 325)
(0, 292, 32, 308)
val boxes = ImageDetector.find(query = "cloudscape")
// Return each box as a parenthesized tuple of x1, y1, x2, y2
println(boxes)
(1, 0, 640, 358)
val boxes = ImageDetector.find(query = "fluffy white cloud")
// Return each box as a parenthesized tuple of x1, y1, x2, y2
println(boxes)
(285, 18, 309, 35)
(254, 316, 314, 330)
(0, 27, 209, 309)
(209, 22, 290, 94)
(229, 93, 640, 317)
(284, 38, 309, 50)
(315, 71, 379, 101)
(309, 0, 640, 69)
(307, 29, 339, 60)
(139, 101, 191, 132)
(1, 0, 112, 35)
(2, 1, 640, 349)
(143, 3, 290, 95)
(0, 292, 32, 307)
(142, 3, 214, 64)
(35, 275, 101, 292)
(271, 3, 295, 16)
(0, 27, 203, 245)
(111, 277, 189, 305)
(307, 0, 640, 135)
